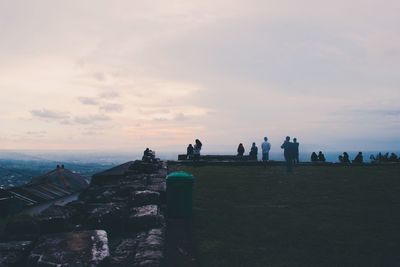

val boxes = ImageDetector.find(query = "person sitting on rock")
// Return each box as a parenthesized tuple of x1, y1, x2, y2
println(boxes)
(237, 143, 245, 157)
(352, 152, 363, 164)
(142, 148, 155, 162)
(187, 144, 194, 159)
(193, 139, 202, 161)
(249, 142, 258, 160)
(311, 152, 318, 162)
(318, 151, 326, 162)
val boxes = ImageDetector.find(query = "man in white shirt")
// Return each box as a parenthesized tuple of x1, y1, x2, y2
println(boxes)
(261, 137, 271, 162)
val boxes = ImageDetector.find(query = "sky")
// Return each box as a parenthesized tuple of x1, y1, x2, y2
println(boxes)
(0, 0, 399, 153)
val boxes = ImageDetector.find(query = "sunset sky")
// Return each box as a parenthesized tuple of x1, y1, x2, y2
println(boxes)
(1, 0, 399, 153)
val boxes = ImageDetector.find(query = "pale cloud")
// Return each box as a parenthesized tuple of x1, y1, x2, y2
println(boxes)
(74, 114, 112, 125)
(99, 103, 124, 113)
(78, 97, 99, 106)
(99, 91, 120, 99)
(30, 109, 70, 120)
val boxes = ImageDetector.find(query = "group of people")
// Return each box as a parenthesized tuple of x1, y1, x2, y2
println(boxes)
(237, 137, 272, 161)
(311, 151, 326, 162)
(311, 151, 364, 164)
(370, 152, 399, 163)
(186, 139, 203, 160)
(280, 136, 300, 172)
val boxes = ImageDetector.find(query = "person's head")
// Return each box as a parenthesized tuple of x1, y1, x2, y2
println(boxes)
(264, 137, 268, 141)
(239, 143, 243, 146)
(359, 152, 362, 155)
(252, 142, 256, 146)
(293, 138, 297, 143)
(319, 151, 322, 154)
(285, 136, 290, 141)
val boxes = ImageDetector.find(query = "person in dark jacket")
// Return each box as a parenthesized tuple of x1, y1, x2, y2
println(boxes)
(281, 136, 293, 172)
(187, 144, 194, 159)
(249, 142, 258, 160)
(343, 152, 350, 163)
(318, 151, 326, 162)
(237, 143, 245, 157)
(311, 152, 318, 162)
(353, 152, 363, 164)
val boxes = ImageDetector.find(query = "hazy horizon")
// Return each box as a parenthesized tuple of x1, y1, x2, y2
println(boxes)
(1, 1, 399, 151)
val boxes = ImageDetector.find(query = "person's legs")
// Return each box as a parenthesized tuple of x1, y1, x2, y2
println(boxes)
(285, 156, 292, 173)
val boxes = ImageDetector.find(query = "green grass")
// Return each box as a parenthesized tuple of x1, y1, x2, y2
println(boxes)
(179, 165, 400, 267)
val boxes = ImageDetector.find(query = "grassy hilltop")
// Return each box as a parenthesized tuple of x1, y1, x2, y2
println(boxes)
(178, 164, 400, 267)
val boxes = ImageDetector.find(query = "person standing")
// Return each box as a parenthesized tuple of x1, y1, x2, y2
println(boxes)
(293, 138, 299, 164)
(261, 137, 271, 162)
(186, 144, 194, 159)
(281, 136, 293, 172)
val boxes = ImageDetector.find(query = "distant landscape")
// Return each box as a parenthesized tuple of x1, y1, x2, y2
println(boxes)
(1, 149, 398, 188)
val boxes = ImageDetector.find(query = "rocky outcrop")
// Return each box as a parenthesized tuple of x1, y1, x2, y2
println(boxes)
(0, 159, 167, 267)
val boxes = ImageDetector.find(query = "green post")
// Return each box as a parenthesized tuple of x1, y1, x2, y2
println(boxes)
(166, 171, 195, 218)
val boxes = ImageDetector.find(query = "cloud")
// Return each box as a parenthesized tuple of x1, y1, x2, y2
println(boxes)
(174, 113, 187, 121)
(99, 91, 120, 99)
(138, 108, 171, 115)
(78, 97, 99, 105)
(30, 109, 70, 120)
(99, 103, 124, 113)
(74, 114, 112, 125)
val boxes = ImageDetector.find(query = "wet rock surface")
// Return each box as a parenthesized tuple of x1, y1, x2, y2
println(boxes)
(108, 237, 137, 266)
(134, 228, 165, 267)
(0, 241, 33, 267)
(128, 205, 165, 231)
(28, 230, 109, 267)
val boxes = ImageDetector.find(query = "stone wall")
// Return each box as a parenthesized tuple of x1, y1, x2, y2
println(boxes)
(0, 160, 167, 267)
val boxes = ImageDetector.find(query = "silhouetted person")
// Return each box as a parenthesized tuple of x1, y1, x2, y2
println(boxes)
(338, 155, 343, 163)
(237, 143, 245, 157)
(311, 152, 318, 162)
(193, 139, 202, 161)
(342, 152, 350, 163)
(142, 148, 154, 162)
(249, 142, 258, 160)
(353, 152, 363, 164)
(187, 144, 194, 159)
(389, 153, 398, 162)
(318, 151, 326, 162)
(293, 138, 299, 164)
(281, 136, 293, 172)
(261, 137, 271, 162)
